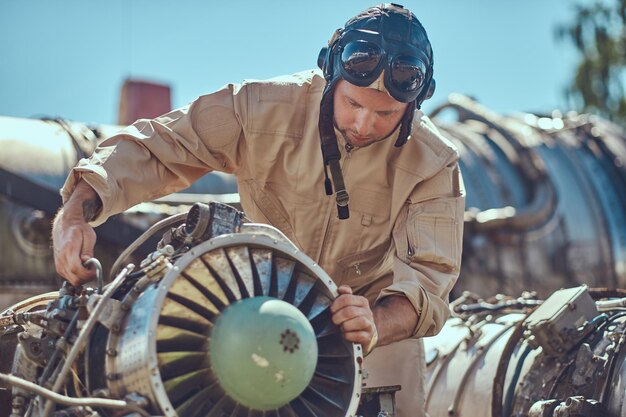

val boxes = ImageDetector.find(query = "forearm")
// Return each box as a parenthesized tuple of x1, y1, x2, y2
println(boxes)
(373, 295, 418, 347)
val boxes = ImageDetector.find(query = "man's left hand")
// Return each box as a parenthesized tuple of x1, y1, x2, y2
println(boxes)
(330, 285, 378, 354)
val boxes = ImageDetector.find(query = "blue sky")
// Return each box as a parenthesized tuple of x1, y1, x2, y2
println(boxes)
(1, 1, 584, 125)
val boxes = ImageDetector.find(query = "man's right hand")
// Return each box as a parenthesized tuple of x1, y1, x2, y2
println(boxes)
(52, 180, 101, 286)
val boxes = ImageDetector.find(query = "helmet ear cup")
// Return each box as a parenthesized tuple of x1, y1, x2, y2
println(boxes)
(317, 46, 329, 72)
(319, 28, 343, 77)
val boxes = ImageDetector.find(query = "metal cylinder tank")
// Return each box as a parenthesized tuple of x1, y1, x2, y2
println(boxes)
(431, 95, 626, 297)
(0, 116, 238, 309)
(0, 116, 119, 307)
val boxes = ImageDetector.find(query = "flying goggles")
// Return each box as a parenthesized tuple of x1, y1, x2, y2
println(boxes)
(319, 29, 432, 103)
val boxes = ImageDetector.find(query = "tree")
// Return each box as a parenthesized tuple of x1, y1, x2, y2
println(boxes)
(558, 0, 626, 125)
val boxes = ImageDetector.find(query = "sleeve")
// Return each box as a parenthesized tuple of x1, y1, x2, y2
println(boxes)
(377, 161, 466, 338)
(60, 82, 249, 226)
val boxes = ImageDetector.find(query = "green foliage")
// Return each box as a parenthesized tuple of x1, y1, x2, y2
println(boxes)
(557, 0, 626, 125)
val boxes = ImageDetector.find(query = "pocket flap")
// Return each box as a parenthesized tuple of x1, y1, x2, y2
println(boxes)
(337, 239, 391, 268)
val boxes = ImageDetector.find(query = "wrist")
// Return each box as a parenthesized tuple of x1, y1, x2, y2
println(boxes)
(65, 180, 101, 222)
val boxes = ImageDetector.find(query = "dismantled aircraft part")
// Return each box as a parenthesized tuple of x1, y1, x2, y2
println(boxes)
(0, 202, 362, 417)
(522, 286, 599, 356)
(423, 286, 626, 417)
(432, 94, 626, 297)
(358, 385, 400, 417)
(0, 116, 237, 196)
(0, 193, 152, 311)
(0, 116, 239, 309)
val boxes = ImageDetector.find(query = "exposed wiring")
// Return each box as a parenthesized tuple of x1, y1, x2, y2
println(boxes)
(40, 264, 135, 417)
(109, 212, 187, 279)
(0, 372, 151, 417)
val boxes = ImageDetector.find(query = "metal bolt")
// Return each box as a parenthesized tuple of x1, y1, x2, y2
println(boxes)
(30, 343, 41, 355)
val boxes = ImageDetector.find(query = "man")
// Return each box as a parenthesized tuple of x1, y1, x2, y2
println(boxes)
(52, 4, 465, 416)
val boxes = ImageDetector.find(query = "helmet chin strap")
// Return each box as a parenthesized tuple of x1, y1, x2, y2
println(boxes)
(318, 78, 418, 220)
(394, 101, 416, 147)
(319, 83, 350, 220)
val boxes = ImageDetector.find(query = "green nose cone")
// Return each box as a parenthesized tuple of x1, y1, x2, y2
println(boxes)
(209, 296, 318, 410)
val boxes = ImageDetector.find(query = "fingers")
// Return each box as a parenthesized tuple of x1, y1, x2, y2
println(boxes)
(331, 288, 377, 348)
(337, 285, 353, 295)
(336, 315, 375, 343)
(80, 226, 97, 261)
(59, 240, 96, 286)
(331, 303, 370, 324)
(332, 287, 367, 312)
(342, 329, 373, 345)
(53, 223, 97, 286)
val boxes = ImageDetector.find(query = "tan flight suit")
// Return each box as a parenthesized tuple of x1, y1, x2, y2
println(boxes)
(61, 69, 465, 417)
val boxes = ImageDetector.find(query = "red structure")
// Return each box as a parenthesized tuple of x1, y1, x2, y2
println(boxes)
(117, 79, 171, 125)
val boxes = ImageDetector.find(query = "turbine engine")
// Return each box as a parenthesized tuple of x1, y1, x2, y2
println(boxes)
(424, 286, 626, 417)
(0, 202, 362, 417)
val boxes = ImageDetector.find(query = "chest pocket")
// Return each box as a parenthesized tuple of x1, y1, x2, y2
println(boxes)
(240, 180, 301, 248)
(335, 239, 393, 289)
(326, 187, 393, 287)
(348, 187, 392, 251)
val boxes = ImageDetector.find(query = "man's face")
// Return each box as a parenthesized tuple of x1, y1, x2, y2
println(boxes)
(333, 79, 408, 148)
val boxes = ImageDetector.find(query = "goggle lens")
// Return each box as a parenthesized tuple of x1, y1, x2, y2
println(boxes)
(340, 40, 383, 79)
(390, 55, 426, 93)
